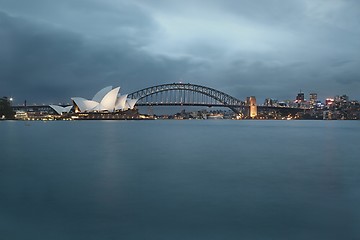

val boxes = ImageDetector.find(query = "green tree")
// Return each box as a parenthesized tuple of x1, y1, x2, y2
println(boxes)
(0, 97, 15, 119)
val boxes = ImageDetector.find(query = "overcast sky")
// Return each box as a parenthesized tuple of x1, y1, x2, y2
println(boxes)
(0, 0, 359, 104)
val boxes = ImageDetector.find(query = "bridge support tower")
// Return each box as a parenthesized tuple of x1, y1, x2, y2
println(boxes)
(246, 96, 257, 119)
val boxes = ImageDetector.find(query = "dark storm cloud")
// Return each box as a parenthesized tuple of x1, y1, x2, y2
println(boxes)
(0, 0, 360, 104)
(0, 10, 198, 104)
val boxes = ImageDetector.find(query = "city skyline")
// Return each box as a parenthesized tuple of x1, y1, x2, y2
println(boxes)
(4, 85, 359, 107)
(1, 0, 360, 104)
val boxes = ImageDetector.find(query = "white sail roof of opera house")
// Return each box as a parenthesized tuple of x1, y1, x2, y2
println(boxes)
(71, 86, 138, 113)
(125, 98, 138, 110)
(92, 86, 113, 103)
(115, 94, 128, 111)
(71, 97, 99, 112)
(49, 105, 73, 115)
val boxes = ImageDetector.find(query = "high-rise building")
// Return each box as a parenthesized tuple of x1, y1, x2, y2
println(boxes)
(334, 95, 350, 108)
(325, 98, 334, 106)
(296, 91, 305, 102)
(340, 95, 349, 102)
(264, 98, 274, 107)
(309, 93, 317, 106)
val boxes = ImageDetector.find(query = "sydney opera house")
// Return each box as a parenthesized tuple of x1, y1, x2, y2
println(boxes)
(71, 86, 138, 113)
(47, 86, 138, 117)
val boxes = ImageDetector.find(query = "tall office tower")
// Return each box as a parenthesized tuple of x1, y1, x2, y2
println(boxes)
(340, 94, 349, 103)
(296, 91, 305, 102)
(325, 98, 334, 106)
(336, 94, 349, 108)
(264, 98, 273, 107)
(247, 96, 257, 118)
(309, 93, 317, 105)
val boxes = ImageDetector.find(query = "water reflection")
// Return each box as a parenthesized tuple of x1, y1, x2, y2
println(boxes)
(0, 120, 359, 239)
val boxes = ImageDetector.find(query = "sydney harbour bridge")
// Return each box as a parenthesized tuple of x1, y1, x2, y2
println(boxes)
(127, 83, 247, 114)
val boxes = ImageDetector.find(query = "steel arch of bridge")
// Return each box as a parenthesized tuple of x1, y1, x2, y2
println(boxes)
(127, 83, 246, 114)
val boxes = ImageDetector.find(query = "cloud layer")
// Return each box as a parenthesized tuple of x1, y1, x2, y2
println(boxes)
(0, 0, 359, 104)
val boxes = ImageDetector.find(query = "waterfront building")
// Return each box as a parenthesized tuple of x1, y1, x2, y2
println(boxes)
(14, 111, 28, 120)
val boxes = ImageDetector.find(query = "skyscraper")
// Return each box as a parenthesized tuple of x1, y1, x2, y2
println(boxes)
(309, 93, 317, 106)
(296, 91, 305, 102)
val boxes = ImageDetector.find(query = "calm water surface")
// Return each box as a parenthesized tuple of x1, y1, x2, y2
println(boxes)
(1, 120, 360, 240)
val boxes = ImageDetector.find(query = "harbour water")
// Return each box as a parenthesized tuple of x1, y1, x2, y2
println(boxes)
(1, 120, 360, 239)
